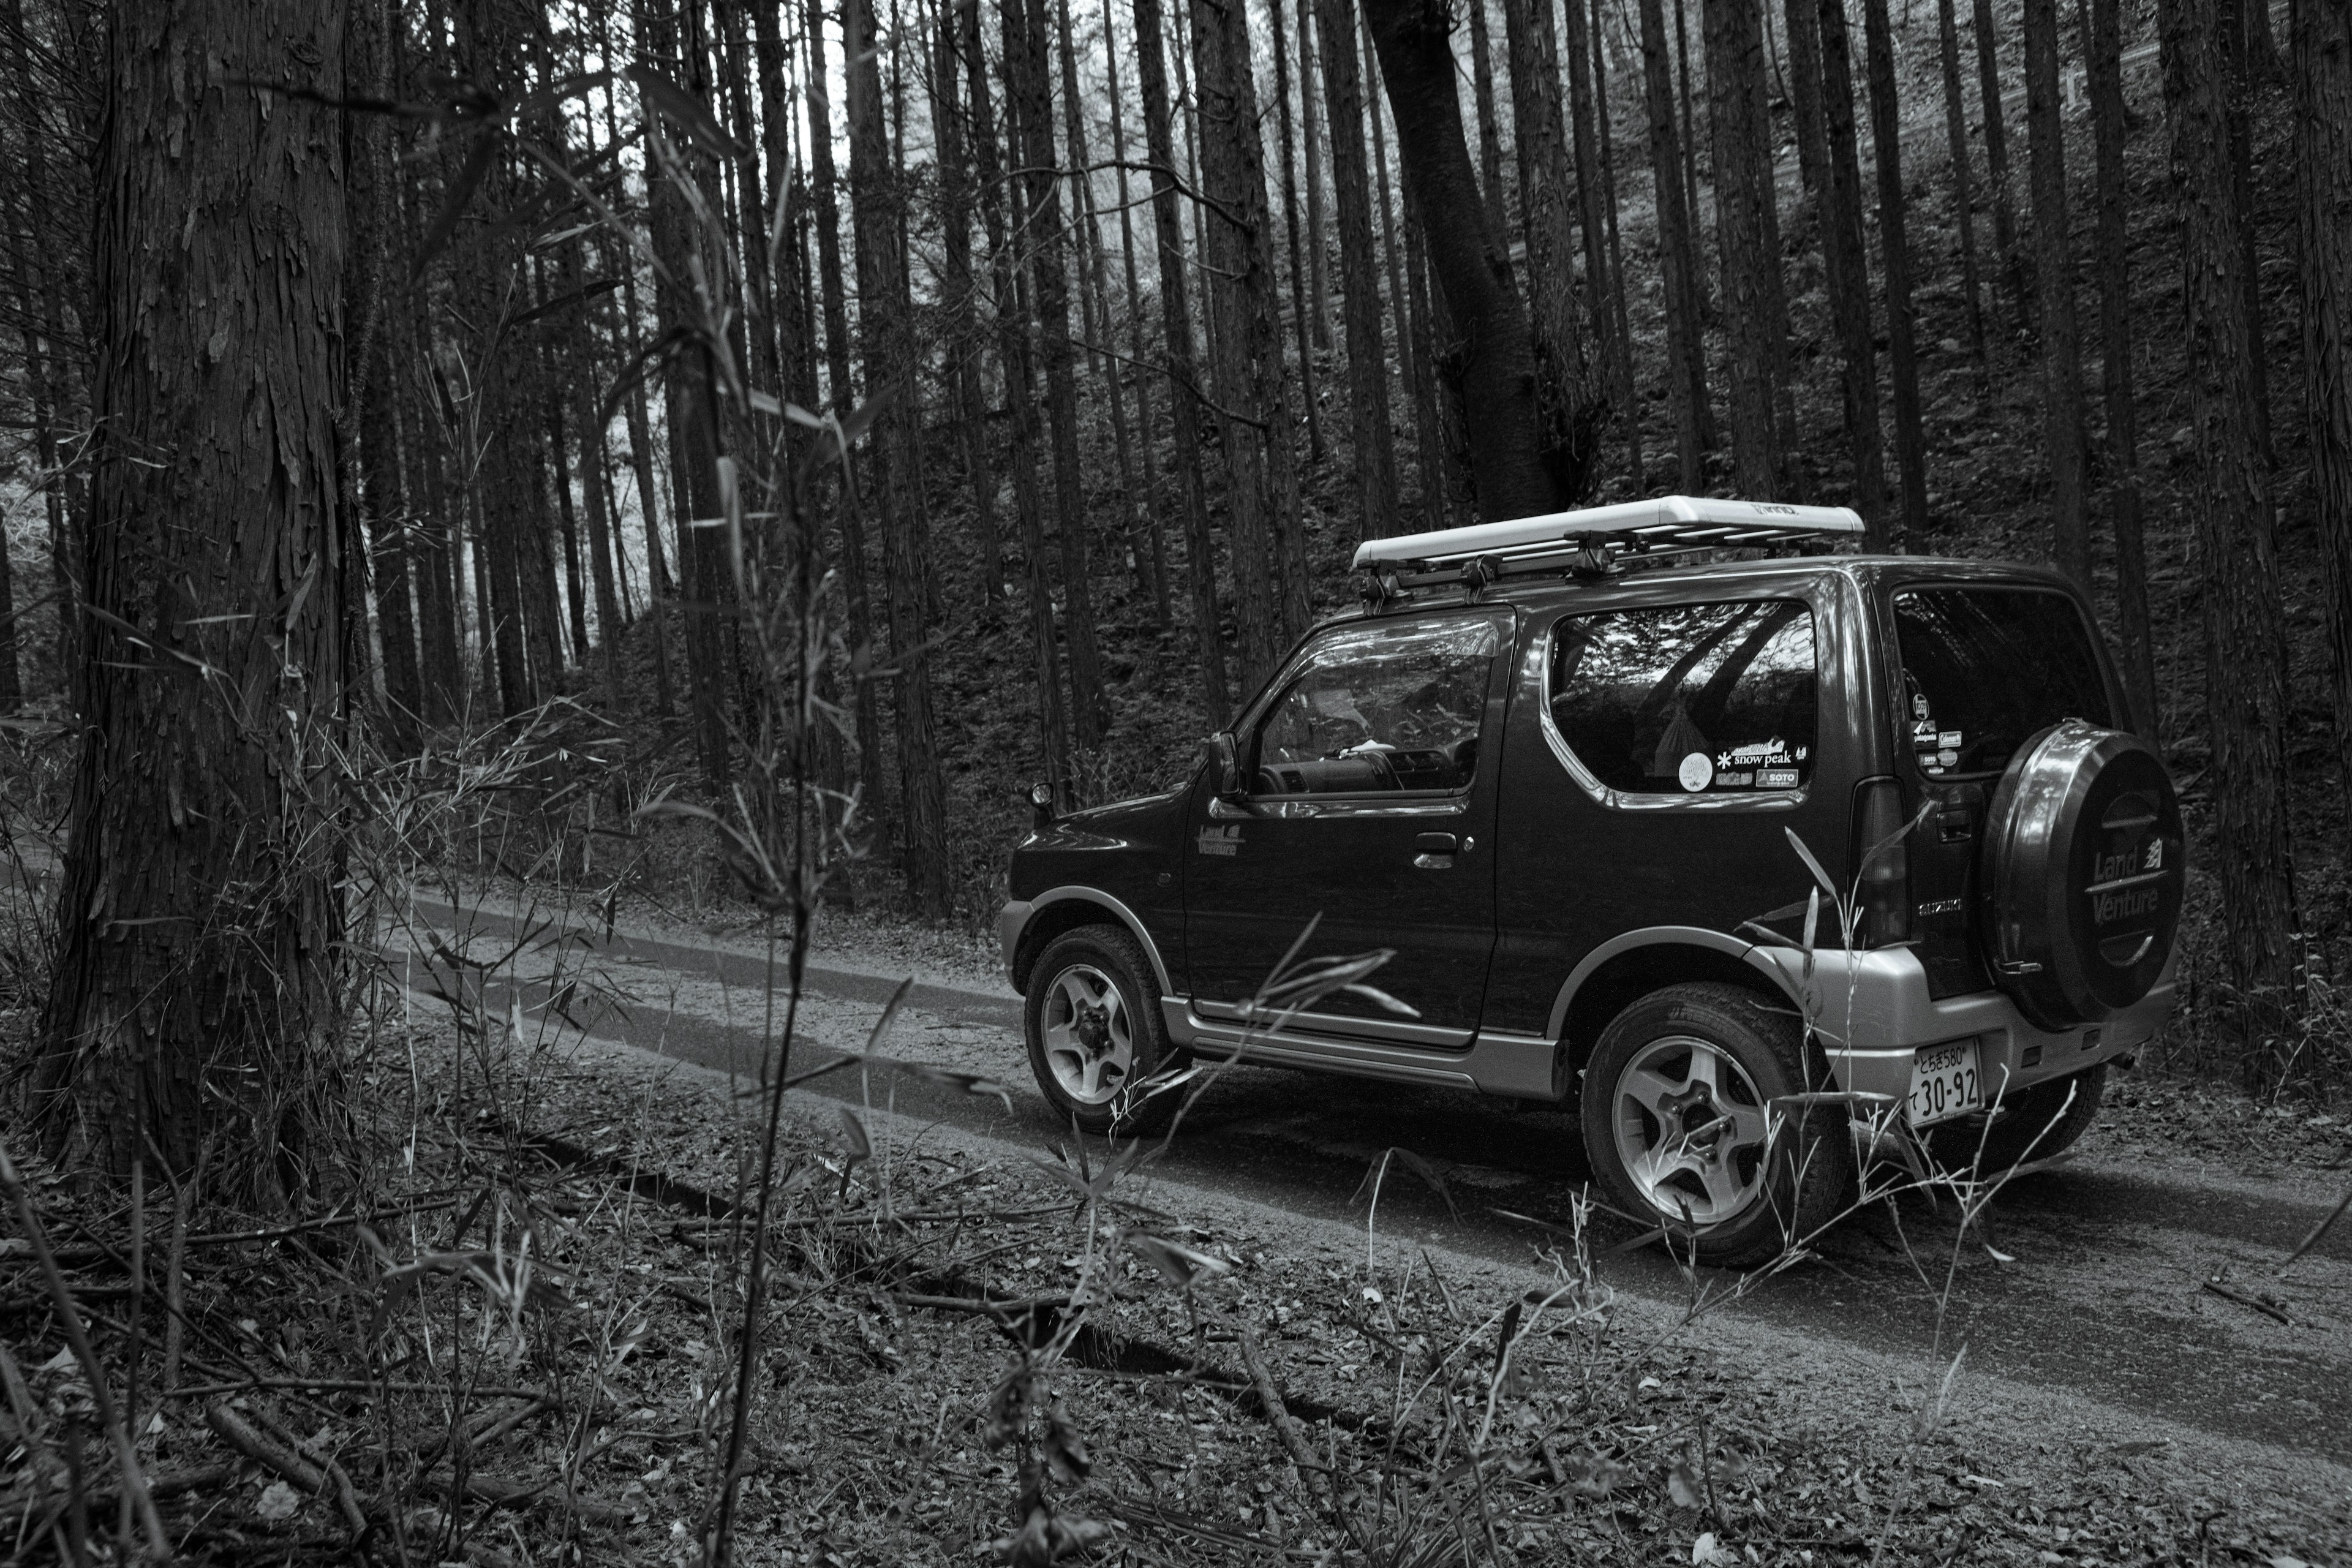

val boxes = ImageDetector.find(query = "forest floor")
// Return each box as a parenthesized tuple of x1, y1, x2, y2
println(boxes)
(10, 865, 2346, 1567)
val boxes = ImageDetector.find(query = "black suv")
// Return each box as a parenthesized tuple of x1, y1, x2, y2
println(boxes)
(1000, 498, 2184, 1264)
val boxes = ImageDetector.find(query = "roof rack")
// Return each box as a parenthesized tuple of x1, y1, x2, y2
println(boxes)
(1351, 495, 1864, 608)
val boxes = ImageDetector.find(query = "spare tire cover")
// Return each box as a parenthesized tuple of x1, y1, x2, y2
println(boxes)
(1979, 719, 2185, 1031)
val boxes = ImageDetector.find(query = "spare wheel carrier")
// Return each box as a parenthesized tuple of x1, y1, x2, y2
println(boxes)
(1979, 719, 2185, 1031)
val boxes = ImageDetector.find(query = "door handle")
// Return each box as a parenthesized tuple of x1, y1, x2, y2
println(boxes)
(1413, 831, 1457, 870)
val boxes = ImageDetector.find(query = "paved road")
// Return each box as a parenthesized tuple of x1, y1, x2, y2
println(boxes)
(386, 897, 2352, 1466)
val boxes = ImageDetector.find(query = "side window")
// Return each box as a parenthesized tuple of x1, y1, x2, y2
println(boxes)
(1251, 617, 1502, 796)
(1549, 600, 1819, 794)
(1893, 587, 2112, 776)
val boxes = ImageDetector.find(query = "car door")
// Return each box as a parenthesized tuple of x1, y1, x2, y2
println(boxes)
(1182, 608, 1513, 1047)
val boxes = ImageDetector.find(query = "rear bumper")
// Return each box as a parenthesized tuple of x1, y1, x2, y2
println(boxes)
(1755, 943, 2177, 1107)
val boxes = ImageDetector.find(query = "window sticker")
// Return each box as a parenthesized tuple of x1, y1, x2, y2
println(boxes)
(1549, 600, 1819, 796)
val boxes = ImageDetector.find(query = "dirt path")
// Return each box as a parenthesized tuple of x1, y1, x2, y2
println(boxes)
(384, 892, 2352, 1523)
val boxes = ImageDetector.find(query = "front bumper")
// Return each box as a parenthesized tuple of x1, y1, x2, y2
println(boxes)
(1754, 943, 2177, 1106)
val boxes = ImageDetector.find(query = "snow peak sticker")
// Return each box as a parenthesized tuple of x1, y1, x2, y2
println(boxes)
(1717, 737, 1792, 767)
(1196, 824, 1243, 857)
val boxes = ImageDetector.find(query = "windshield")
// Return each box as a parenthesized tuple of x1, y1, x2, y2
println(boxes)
(1893, 587, 2113, 777)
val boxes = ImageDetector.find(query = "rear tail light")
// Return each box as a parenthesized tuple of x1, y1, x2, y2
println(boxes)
(1853, 775, 1910, 948)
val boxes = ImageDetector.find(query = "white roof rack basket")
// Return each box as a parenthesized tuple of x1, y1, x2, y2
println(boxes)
(1351, 496, 1864, 590)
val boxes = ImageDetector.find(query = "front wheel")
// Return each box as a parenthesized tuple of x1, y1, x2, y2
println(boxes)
(1580, 982, 1853, 1268)
(1023, 926, 1178, 1135)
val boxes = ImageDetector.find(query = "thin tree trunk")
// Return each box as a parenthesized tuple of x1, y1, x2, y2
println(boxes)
(345, 0, 409, 740)
(1817, 0, 1890, 543)
(1058, 0, 1163, 602)
(37, 0, 350, 1191)
(1703, 0, 1787, 496)
(595, 74, 674, 716)
(1862, 0, 1928, 543)
(2160, 0, 2300, 1077)
(970, 0, 1080, 779)
(1594, 0, 1645, 490)
(574, 375, 625, 709)
(1783, 0, 1829, 200)
(2089, 0, 2155, 728)
(1501, 0, 1607, 502)
(1297, 0, 1334, 352)
(2296, 0, 2352, 816)
(1361, 17, 1433, 527)
(2024, 0, 2090, 584)
(1972, 0, 2030, 322)
(1638, 0, 1709, 489)
(1468, 0, 1510, 236)
(846, 0, 950, 912)
(932, 0, 1009, 615)
(1102, 0, 1175, 625)
(1268, 0, 1327, 464)
(1937, 0, 1992, 402)
(1363, 0, 1564, 521)
(1316, 0, 1401, 540)
(805, 0, 884, 811)
(1675, 0, 1703, 271)
(1193, 0, 1310, 682)
(1561, 0, 1611, 358)
(1008, 0, 1110, 748)
(2219, 0, 2272, 466)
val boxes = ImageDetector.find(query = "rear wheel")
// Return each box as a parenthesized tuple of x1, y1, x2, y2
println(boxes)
(1926, 1064, 2107, 1174)
(1023, 926, 1178, 1135)
(1581, 983, 1853, 1268)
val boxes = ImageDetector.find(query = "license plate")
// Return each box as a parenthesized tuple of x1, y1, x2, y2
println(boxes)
(1908, 1039, 1985, 1126)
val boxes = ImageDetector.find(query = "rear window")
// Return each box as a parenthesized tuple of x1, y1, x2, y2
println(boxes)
(1893, 587, 2112, 777)
(1549, 600, 1818, 794)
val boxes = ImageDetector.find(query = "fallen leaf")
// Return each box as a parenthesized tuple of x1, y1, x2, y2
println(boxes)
(1692, 1531, 1736, 1566)
(255, 1480, 303, 1522)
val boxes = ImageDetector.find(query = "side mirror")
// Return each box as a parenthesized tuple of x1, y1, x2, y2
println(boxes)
(1202, 732, 1245, 804)
(1028, 780, 1056, 829)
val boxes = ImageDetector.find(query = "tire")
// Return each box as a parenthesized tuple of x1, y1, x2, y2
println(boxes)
(1981, 720, 2184, 1030)
(1023, 925, 1179, 1136)
(1926, 1064, 2106, 1174)
(1580, 982, 1854, 1269)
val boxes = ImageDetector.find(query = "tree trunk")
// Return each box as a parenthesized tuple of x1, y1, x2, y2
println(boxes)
(1862, 0, 1928, 543)
(2023, 0, 2090, 584)
(1972, 0, 2030, 322)
(969, 0, 1080, 781)
(640, 0, 733, 789)
(2219, 0, 2272, 466)
(1815, 0, 1889, 543)
(573, 374, 625, 709)
(1192, 0, 1310, 682)
(2297, 0, 2352, 818)
(846, 0, 951, 912)
(1058, 0, 1164, 603)
(344, 0, 412, 742)
(1561, 0, 1612, 364)
(1316, 0, 1402, 540)
(2159, 0, 2300, 1078)
(2088, 0, 2155, 729)
(1936, 0, 1992, 401)
(1674, 0, 1703, 273)
(1268, 0, 1327, 465)
(1008, 0, 1110, 748)
(1637, 0, 1710, 490)
(1702, 0, 1787, 497)
(1782, 0, 1829, 200)
(1297, 0, 1334, 352)
(1468, 0, 1510, 237)
(36, 0, 350, 1194)
(1102, 0, 1175, 626)
(1361, 18, 1438, 529)
(1593, 0, 1645, 489)
(1501, 0, 1607, 502)
(932, 0, 1009, 615)
(804, 0, 884, 812)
